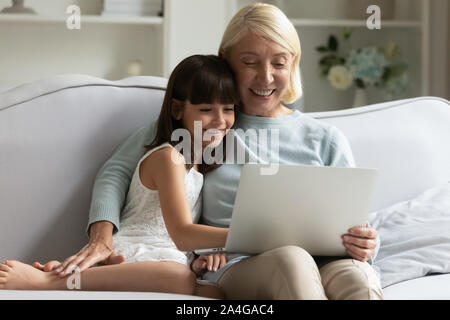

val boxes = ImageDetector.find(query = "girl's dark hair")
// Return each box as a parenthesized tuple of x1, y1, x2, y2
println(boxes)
(146, 54, 239, 174)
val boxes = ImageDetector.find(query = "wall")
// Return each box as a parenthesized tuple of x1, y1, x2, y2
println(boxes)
(0, 0, 102, 14)
(429, 0, 449, 99)
(1, 0, 449, 102)
(0, 0, 163, 90)
(163, 0, 231, 76)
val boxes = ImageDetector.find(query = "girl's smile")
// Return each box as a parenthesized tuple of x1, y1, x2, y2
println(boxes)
(173, 100, 235, 149)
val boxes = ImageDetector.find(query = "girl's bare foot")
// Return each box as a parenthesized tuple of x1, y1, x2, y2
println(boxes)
(32, 260, 61, 272)
(100, 253, 126, 266)
(0, 260, 65, 290)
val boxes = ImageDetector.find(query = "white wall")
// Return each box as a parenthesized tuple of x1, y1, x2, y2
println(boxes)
(1, 0, 448, 102)
(0, 0, 163, 90)
(163, 0, 231, 77)
(0, 0, 103, 14)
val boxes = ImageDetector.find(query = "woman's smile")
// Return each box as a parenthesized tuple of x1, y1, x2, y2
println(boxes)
(249, 88, 276, 99)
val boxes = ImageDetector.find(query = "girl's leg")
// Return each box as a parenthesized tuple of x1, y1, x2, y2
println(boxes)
(0, 259, 197, 295)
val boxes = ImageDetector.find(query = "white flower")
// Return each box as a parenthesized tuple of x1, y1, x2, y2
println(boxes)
(327, 65, 353, 90)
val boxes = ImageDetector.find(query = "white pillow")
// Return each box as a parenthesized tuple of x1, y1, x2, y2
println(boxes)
(368, 182, 450, 288)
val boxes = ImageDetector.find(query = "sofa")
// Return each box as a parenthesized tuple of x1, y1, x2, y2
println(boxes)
(0, 74, 449, 299)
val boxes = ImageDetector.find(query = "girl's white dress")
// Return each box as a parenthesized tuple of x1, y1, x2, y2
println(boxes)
(112, 143, 203, 267)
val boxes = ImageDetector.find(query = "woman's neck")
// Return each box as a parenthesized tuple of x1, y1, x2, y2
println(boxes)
(240, 103, 293, 118)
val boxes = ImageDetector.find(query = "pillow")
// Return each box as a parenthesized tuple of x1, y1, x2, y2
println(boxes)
(368, 182, 450, 288)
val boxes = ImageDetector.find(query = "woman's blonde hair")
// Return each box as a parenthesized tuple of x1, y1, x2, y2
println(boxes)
(219, 3, 302, 104)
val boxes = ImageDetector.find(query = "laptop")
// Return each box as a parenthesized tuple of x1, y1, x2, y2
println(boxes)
(195, 164, 378, 257)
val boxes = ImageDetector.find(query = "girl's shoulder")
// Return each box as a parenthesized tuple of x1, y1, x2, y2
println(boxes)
(141, 143, 185, 169)
(139, 143, 186, 190)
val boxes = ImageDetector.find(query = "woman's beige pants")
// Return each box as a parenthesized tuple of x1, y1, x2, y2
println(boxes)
(218, 246, 384, 300)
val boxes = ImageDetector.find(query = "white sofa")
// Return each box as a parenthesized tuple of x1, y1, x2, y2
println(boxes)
(0, 74, 449, 299)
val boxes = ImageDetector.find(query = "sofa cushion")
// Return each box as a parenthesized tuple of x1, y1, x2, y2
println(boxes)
(383, 273, 450, 300)
(312, 97, 450, 212)
(368, 182, 450, 288)
(0, 74, 167, 263)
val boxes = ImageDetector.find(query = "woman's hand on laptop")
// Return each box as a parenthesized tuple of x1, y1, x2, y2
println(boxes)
(191, 254, 226, 277)
(341, 223, 378, 262)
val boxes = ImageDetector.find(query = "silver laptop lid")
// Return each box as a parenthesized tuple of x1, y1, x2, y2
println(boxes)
(225, 164, 378, 256)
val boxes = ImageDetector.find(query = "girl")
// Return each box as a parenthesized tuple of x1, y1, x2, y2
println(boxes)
(0, 55, 239, 298)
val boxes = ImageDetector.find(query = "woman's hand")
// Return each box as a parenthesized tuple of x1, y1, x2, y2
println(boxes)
(33, 247, 125, 277)
(191, 254, 226, 277)
(46, 221, 124, 277)
(341, 223, 378, 262)
(51, 242, 125, 277)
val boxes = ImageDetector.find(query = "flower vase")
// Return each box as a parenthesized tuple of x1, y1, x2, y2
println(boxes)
(0, 0, 36, 14)
(352, 87, 367, 108)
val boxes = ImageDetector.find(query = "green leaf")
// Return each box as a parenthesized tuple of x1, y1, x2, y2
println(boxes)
(319, 55, 335, 66)
(328, 35, 338, 52)
(355, 78, 366, 89)
(319, 54, 344, 67)
(342, 28, 352, 40)
(389, 63, 408, 77)
(382, 67, 392, 82)
(316, 45, 328, 52)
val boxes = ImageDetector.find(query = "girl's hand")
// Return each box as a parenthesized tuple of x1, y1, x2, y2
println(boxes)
(341, 223, 378, 262)
(191, 254, 226, 277)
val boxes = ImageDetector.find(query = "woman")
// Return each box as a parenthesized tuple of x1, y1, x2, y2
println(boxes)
(43, 3, 383, 299)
